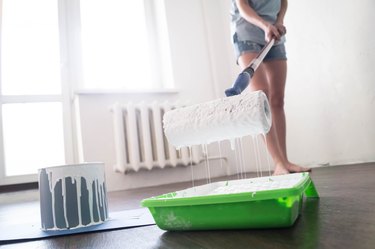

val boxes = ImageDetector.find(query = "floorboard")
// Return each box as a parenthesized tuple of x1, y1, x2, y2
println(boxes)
(1, 163, 375, 249)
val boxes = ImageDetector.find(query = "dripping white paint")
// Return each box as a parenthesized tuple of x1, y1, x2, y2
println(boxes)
(38, 162, 109, 230)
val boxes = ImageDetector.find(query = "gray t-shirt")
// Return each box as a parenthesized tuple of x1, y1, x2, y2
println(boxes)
(231, 0, 286, 45)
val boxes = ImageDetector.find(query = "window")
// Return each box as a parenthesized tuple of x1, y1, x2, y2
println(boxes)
(0, 0, 172, 184)
(0, 0, 71, 184)
(1, 0, 61, 96)
(2, 103, 65, 176)
(80, 0, 173, 91)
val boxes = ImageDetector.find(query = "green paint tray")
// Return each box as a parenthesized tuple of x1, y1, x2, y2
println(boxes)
(141, 173, 318, 231)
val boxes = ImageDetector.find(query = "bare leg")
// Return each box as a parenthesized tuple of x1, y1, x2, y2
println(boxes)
(238, 53, 310, 174)
(263, 59, 310, 174)
(263, 60, 288, 158)
(238, 53, 289, 175)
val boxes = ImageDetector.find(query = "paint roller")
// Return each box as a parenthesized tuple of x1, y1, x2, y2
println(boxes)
(225, 38, 275, 96)
(163, 39, 276, 148)
(163, 90, 271, 148)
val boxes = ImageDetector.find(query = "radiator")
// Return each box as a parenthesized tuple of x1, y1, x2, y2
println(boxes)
(112, 102, 201, 173)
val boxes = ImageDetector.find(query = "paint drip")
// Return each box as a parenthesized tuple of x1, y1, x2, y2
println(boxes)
(38, 162, 109, 230)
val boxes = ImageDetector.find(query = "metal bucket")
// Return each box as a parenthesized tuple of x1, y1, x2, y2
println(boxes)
(38, 162, 109, 230)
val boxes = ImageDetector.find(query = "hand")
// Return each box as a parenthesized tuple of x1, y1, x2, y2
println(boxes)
(274, 22, 287, 36)
(263, 23, 281, 42)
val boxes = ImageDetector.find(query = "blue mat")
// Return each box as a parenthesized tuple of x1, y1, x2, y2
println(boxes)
(0, 208, 155, 244)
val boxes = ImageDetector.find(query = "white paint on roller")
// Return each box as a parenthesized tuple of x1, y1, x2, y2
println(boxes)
(163, 90, 272, 148)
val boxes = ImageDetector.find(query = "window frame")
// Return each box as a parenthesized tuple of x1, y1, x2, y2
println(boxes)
(0, 0, 171, 185)
(0, 0, 79, 185)
(77, 0, 173, 92)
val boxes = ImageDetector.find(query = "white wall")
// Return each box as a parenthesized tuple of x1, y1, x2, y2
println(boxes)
(77, 0, 375, 191)
(284, 0, 375, 165)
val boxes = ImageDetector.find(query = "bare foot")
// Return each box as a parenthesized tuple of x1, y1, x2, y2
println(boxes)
(286, 162, 311, 173)
(273, 162, 311, 175)
(273, 163, 289, 176)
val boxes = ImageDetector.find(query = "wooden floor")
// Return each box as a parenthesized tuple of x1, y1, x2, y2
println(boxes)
(1, 163, 375, 249)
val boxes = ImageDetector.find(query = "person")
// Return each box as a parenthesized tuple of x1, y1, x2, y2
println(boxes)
(230, 0, 310, 175)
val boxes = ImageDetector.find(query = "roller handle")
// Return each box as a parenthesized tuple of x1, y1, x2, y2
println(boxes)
(225, 38, 275, 97)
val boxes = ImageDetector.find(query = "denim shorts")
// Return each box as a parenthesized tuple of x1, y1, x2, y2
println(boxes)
(233, 40, 287, 63)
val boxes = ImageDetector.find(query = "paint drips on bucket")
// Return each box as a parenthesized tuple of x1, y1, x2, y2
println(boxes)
(38, 163, 109, 230)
